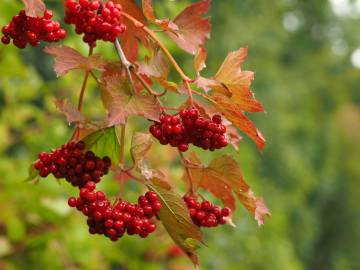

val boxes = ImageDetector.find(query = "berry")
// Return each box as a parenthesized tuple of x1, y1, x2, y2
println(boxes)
(64, 0, 126, 47)
(149, 109, 228, 152)
(33, 140, 111, 188)
(183, 195, 231, 228)
(1, 9, 66, 48)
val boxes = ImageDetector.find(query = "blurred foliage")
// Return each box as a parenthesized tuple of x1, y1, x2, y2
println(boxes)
(1, 0, 360, 269)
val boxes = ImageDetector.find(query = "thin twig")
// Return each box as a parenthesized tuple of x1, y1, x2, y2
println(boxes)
(120, 11, 194, 106)
(114, 39, 135, 91)
(178, 150, 195, 195)
(131, 70, 167, 97)
(119, 124, 126, 165)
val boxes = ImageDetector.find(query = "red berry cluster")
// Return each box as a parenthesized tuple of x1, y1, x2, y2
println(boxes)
(68, 184, 161, 241)
(64, 0, 126, 47)
(1, 10, 66, 48)
(149, 108, 228, 152)
(34, 141, 111, 188)
(183, 195, 231, 228)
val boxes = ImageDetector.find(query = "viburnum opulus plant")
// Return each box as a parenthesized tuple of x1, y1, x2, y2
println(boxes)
(4, 0, 271, 265)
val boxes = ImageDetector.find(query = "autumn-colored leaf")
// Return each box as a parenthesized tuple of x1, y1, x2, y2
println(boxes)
(81, 127, 121, 165)
(138, 163, 171, 190)
(22, 0, 45, 17)
(148, 183, 203, 266)
(114, 0, 149, 62)
(183, 153, 270, 226)
(142, 0, 178, 33)
(137, 49, 170, 78)
(166, 0, 211, 55)
(194, 47, 207, 73)
(101, 75, 161, 126)
(130, 132, 153, 165)
(54, 98, 86, 124)
(210, 93, 265, 150)
(44, 45, 105, 77)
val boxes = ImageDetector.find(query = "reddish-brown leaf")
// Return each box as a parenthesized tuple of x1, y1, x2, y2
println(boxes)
(166, 0, 211, 55)
(100, 75, 161, 126)
(194, 47, 207, 73)
(210, 93, 265, 150)
(22, 0, 45, 17)
(183, 153, 270, 225)
(137, 49, 170, 78)
(142, 0, 178, 33)
(44, 45, 105, 77)
(115, 0, 149, 62)
(54, 98, 86, 124)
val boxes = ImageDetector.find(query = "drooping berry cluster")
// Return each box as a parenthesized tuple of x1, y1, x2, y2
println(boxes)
(183, 195, 230, 228)
(149, 108, 228, 152)
(64, 0, 126, 47)
(68, 183, 161, 241)
(1, 10, 66, 48)
(34, 141, 111, 188)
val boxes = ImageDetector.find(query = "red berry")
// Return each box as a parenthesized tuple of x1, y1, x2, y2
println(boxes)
(68, 197, 77, 207)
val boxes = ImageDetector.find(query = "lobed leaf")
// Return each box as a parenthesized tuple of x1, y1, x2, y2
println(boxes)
(100, 75, 161, 126)
(142, 0, 178, 33)
(22, 0, 45, 17)
(114, 0, 149, 62)
(130, 132, 153, 165)
(81, 127, 121, 165)
(183, 153, 270, 226)
(44, 45, 105, 77)
(54, 98, 86, 124)
(148, 183, 203, 266)
(166, 0, 211, 55)
(137, 49, 170, 79)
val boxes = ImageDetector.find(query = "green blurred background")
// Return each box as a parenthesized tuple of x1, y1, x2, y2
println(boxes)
(1, 0, 360, 269)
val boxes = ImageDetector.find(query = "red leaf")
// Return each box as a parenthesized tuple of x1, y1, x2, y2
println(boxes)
(44, 45, 105, 77)
(184, 153, 270, 225)
(166, 0, 211, 55)
(115, 0, 149, 62)
(100, 75, 161, 126)
(54, 98, 86, 124)
(22, 0, 45, 17)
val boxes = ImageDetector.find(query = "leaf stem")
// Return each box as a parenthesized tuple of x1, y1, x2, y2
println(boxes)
(77, 46, 93, 112)
(120, 11, 194, 106)
(119, 124, 126, 165)
(178, 150, 195, 195)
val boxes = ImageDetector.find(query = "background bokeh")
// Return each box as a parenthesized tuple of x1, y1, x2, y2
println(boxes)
(1, 0, 360, 269)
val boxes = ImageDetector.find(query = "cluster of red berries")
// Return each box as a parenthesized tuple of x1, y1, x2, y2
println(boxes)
(183, 195, 230, 228)
(149, 108, 228, 152)
(64, 0, 126, 47)
(1, 9, 66, 48)
(68, 182, 161, 241)
(34, 141, 111, 188)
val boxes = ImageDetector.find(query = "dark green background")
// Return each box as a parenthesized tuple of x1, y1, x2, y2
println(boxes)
(0, 0, 360, 269)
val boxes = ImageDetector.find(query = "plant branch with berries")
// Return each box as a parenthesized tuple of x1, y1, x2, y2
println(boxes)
(4, 0, 270, 266)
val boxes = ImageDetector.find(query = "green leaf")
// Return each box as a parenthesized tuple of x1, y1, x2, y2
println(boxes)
(82, 127, 120, 165)
(130, 132, 153, 165)
(147, 183, 203, 266)
(25, 163, 39, 182)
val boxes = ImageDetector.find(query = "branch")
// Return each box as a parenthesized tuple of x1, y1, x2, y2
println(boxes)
(114, 38, 135, 92)
(120, 11, 194, 105)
